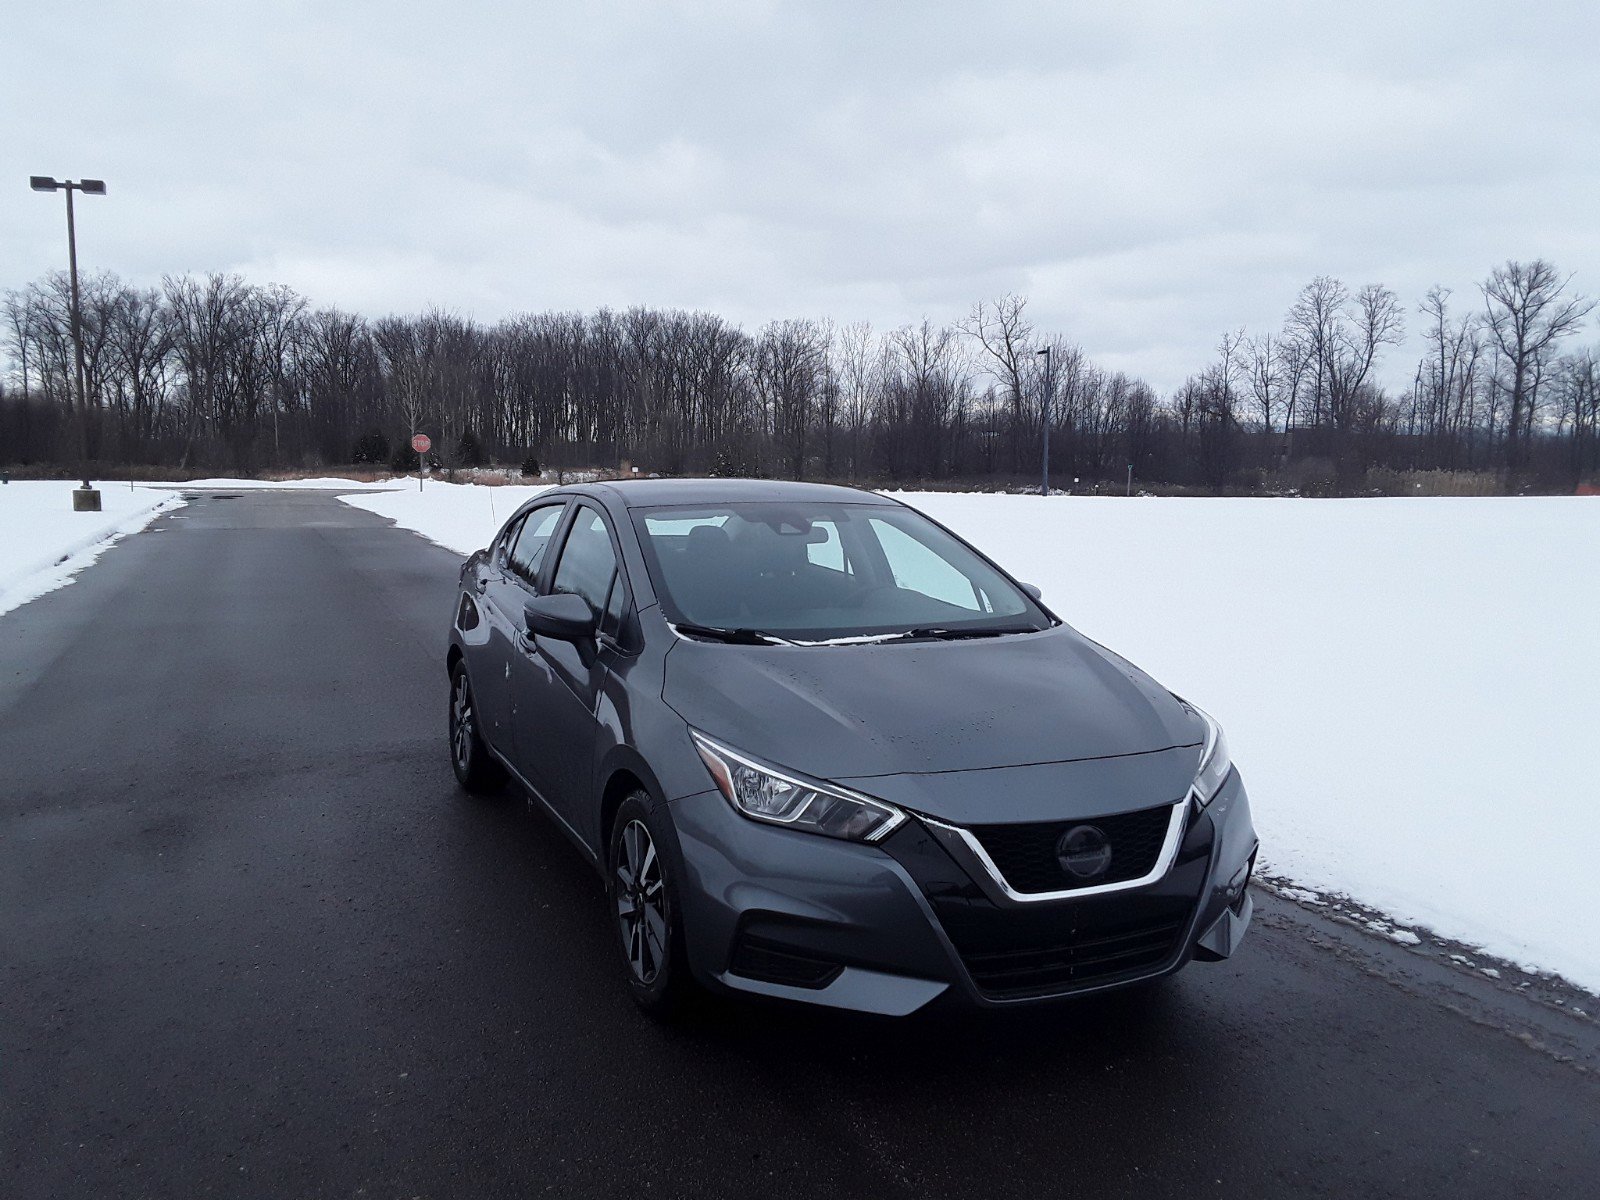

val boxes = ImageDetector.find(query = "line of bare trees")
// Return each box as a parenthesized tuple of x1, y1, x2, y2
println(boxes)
(1171, 262, 1597, 487)
(2, 260, 1595, 491)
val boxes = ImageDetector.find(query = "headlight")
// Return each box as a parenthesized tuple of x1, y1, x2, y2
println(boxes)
(690, 731, 906, 842)
(1187, 705, 1232, 806)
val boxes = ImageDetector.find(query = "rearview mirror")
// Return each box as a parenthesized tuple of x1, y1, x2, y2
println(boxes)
(523, 593, 598, 643)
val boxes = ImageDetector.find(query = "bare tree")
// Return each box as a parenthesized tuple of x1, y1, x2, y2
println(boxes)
(105, 284, 173, 450)
(959, 294, 1034, 472)
(834, 321, 878, 480)
(1411, 286, 1485, 466)
(1283, 276, 1345, 429)
(1480, 259, 1596, 470)
(1282, 275, 1402, 476)
(1329, 284, 1403, 433)
(1243, 331, 1283, 433)
(754, 319, 828, 479)
(372, 316, 429, 456)
(1550, 348, 1599, 480)
(163, 273, 254, 465)
(884, 319, 965, 479)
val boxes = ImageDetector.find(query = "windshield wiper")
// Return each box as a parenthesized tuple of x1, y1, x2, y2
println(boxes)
(882, 625, 1042, 643)
(672, 622, 790, 646)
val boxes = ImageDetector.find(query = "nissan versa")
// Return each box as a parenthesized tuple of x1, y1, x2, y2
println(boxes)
(446, 479, 1257, 1015)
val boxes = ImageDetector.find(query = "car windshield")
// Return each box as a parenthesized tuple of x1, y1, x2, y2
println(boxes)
(630, 501, 1052, 643)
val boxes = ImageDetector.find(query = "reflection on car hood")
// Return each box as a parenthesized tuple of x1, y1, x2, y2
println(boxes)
(835, 748, 1200, 825)
(662, 625, 1200, 782)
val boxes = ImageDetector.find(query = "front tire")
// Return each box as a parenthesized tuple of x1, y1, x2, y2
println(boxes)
(449, 663, 505, 794)
(608, 794, 694, 1017)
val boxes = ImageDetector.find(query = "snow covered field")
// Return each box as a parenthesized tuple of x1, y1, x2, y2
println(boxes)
(345, 482, 1600, 993)
(0, 481, 181, 617)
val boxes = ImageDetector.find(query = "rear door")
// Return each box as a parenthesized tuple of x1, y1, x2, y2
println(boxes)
(510, 502, 628, 839)
(475, 500, 567, 754)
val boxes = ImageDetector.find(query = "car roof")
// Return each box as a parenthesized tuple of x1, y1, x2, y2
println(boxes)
(574, 477, 898, 508)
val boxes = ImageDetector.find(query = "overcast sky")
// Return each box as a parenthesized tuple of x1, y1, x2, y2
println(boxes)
(6, 0, 1598, 392)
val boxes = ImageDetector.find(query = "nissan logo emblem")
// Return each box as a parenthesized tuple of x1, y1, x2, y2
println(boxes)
(1056, 825, 1112, 881)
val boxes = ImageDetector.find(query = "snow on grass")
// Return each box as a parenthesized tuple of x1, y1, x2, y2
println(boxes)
(342, 482, 1600, 993)
(177, 476, 399, 490)
(339, 481, 553, 552)
(0, 481, 182, 616)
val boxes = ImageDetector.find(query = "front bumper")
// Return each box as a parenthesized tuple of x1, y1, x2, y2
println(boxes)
(667, 769, 1258, 1015)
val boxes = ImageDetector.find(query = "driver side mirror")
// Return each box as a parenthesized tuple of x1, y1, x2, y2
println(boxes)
(523, 592, 598, 643)
(1020, 582, 1043, 601)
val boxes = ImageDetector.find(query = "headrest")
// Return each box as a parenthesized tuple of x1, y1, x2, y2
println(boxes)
(686, 523, 731, 550)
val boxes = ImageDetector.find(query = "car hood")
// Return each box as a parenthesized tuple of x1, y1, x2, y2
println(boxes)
(661, 624, 1201, 785)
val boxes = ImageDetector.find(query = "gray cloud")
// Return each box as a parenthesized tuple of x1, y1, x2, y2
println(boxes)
(6, 0, 1598, 391)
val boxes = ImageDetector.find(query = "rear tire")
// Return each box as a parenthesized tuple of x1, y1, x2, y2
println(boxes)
(449, 663, 505, 794)
(608, 793, 696, 1017)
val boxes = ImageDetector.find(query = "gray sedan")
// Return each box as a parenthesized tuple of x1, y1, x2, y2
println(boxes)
(447, 478, 1256, 1016)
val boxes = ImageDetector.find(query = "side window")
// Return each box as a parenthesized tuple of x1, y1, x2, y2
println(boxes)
(551, 507, 619, 616)
(508, 504, 566, 586)
(867, 517, 983, 611)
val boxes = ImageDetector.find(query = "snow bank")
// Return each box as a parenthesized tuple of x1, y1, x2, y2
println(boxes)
(340, 481, 553, 553)
(0, 481, 182, 616)
(343, 482, 1600, 991)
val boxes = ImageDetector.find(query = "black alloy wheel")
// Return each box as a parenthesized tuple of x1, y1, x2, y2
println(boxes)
(449, 664, 505, 794)
(608, 793, 693, 1015)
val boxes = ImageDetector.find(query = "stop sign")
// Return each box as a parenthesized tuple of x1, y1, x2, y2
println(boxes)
(411, 434, 432, 454)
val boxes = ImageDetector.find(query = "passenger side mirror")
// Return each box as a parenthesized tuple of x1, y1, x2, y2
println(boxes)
(1020, 582, 1043, 601)
(523, 592, 598, 643)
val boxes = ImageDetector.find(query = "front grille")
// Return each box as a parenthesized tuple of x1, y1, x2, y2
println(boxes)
(968, 803, 1175, 894)
(959, 914, 1187, 999)
(878, 815, 1208, 1004)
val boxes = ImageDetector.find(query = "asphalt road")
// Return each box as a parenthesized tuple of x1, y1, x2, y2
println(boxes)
(3, 489, 1597, 1200)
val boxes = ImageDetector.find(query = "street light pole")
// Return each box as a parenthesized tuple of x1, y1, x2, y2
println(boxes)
(1036, 345, 1052, 496)
(65, 186, 89, 485)
(30, 175, 107, 510)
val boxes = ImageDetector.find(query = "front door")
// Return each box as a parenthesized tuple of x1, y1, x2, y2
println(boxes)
(510, 503, 623, 840)
(477, 501, 566, 756)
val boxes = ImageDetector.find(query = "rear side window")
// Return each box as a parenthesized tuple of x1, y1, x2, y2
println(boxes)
(551, 507, 619, 616)
(492, 514, 526, 565)
(508, 504, 565, 585)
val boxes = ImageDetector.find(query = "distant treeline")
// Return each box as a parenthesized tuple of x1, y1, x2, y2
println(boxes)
(2, 261, 1596, 492)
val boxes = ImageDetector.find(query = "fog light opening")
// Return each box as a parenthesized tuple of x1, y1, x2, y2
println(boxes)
(728, 935, 844, 990)
(1232, 851, 1258, 915)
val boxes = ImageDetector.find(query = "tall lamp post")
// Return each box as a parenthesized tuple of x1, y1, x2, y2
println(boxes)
(1035, 345, 1052, 496)
(30, 175, 107, 511)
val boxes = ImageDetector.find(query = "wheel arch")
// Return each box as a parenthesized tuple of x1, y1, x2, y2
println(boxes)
(596, 745, 672, 859)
